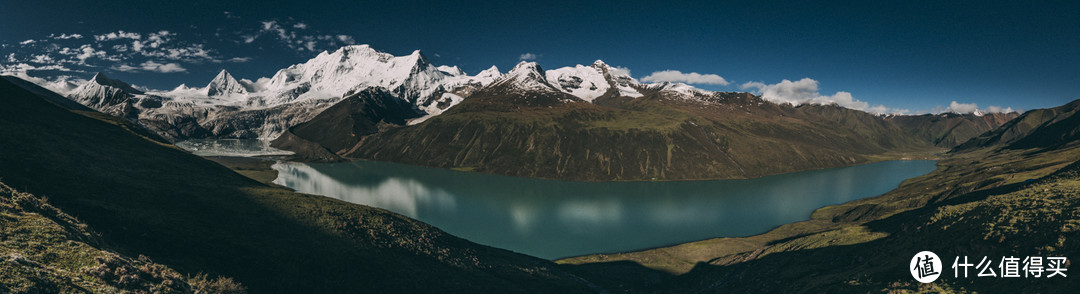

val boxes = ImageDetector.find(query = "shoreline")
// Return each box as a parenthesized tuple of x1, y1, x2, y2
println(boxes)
(203, 155, 286, 187)
(555, 145, 1080, 277)
(268, 148, 946, 183)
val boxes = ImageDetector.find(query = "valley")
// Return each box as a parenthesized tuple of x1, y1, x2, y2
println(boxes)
(2, 37, 1072, 294)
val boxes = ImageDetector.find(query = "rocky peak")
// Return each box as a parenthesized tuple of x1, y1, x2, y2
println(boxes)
(206, 69, 247, 96)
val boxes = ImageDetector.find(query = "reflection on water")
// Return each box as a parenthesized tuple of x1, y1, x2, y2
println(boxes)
(273, 160, 937, 259)
(176, 139, 294, 157)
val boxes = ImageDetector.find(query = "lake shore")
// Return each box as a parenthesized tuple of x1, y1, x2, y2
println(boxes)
(554, 145, 1080, 291)
(204, 156, 283, 186)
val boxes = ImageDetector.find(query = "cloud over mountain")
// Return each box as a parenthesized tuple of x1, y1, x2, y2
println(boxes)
(933, 101, 1016, 114)
(740, 78, 897, 114)
(241, 19, 359, 53)
(641, 70, 729, 86)
(114, 61, 187, 73)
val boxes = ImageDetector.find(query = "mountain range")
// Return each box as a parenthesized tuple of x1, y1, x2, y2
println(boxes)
(41, 44, 1018, 181)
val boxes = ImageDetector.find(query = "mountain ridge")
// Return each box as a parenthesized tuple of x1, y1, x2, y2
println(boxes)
(280, 73, 943, 181)
(38, 44, 1021, 145)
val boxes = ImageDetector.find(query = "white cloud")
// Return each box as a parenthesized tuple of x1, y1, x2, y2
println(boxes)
(641, 70, 729, 86)
(113, 64, 139, 72)
(6, 53, 16, 63)
(944, 101, 978, 114)
(984, 105, 1015, 113)
(115, 60, 186, 73)
(336, 35, 356, 45)
(935, 101, 1016, 114)
(146, 30, 172, 48)
(1, 63, 74, 73)
(246, 20, 341, 52)
(19, 39, 35, 45)
(227, 57, 252, 63)
(60, 44, 110, 64)
(0, 71, 84, 95)
(142, 61, 186, 73)
(50, 33, 83, 40)
(131, 30, 174, 54)
(741, 77, 897, 114)
(236, 19, 360, 52)
(30, 54, 54, 63)
(94, 30, 141, 41)
(609, 66, 632, 77)
(261, 20, 295, 42)
(519, 53, 537, 60)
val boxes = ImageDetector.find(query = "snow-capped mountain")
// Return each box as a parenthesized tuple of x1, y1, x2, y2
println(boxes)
(437, 65, 465, 76)
(545, 60, 643, 102)
(51, 43, 731, 142)
(255, 45, 448, 107)
(206, 69, 248, 96)
(488, 61, 563, 93)
(642, 81, 715, 100)
(410, 65, 503, 124)
(68, 72, 144, 109)
(58, 45, 508, 140)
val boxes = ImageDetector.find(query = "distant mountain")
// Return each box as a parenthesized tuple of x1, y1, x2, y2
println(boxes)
(546, 60, 643, 101)
(886, 112, 1018, 148)
(0, 76, 595, 293)
(58, 45, 502, 140)
(278, 61, 935, 181)
(273, 88, 420, 161)
(67, 72, 151, 117)
(955, 99, 1080, 151)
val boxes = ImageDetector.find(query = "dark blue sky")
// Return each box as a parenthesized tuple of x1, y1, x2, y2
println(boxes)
(1, 0, 1077, 113)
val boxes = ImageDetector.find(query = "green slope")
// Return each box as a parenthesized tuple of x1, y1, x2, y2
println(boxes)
(0, 77, 596, 293)
(886, 112, 1017, 148)
(955, 100, 1080, 151)
(284, 87, 938, 181)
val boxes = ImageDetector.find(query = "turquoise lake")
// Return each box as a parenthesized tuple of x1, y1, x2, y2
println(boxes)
(270, 159, 937, 259)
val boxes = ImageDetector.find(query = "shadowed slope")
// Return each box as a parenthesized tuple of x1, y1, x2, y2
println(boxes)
(0, 77, 596, 293)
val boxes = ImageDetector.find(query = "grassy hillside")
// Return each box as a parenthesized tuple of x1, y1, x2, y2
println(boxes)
(559, 100, 1080, 292)
(290, 88, 938, 181)
(885, 112, 1017, 148)
(0, 77, 596, 292)
(956, 100, 1080, 151)
(1, 182, 245, 293)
